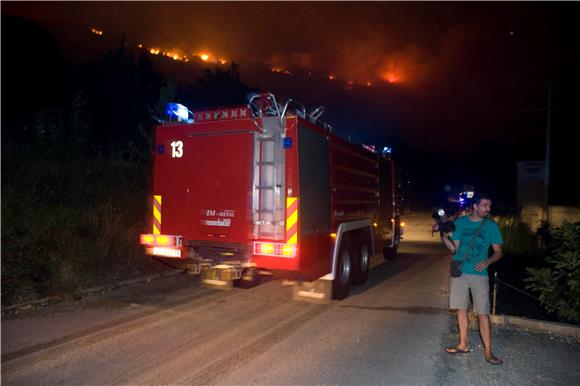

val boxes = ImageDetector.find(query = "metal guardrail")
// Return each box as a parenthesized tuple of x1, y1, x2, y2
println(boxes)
(492, 272, 543, 316)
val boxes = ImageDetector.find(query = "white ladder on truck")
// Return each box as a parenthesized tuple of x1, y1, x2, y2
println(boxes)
(252, 117, 285, 240)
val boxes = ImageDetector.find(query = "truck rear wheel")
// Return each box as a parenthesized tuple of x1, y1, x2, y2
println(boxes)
(352, 232, 371, 285)
(333, 238, 352, 300)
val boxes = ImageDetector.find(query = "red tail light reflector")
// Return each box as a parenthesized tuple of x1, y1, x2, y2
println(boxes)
(253, 242, 296, 258)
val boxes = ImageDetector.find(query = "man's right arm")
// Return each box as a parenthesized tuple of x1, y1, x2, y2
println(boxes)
(433, 222, 460, 254)
(443, 235, 459, 254)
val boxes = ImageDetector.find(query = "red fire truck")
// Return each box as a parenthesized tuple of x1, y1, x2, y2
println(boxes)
(140, 93, 403, 300)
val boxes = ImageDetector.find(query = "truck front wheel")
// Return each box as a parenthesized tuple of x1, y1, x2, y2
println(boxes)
(333, 239, 352, 300)
(383, 233, 400, 260)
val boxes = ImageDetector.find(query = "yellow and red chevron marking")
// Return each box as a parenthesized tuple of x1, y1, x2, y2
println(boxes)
(153, 195, 162, 235)
(286, 197, 298, 245)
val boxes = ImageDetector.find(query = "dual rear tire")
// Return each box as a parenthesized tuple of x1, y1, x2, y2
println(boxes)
(352, 233, 371, 285)
(333, 242, 353, 300)
(333, 230, 372, 300)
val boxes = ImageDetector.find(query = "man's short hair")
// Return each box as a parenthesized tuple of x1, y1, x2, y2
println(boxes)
(472, 193, 492, 209)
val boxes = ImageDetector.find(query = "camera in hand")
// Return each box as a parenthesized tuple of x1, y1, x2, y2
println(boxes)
(432, 206, 456, 233)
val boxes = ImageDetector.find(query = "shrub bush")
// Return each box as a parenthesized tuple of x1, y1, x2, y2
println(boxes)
(525, 221, 580, 324)
(495, 216, 534, 255)
(1, 151, 158, 305)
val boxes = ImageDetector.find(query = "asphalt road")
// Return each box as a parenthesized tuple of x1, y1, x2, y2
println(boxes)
(2, 213, 579, 385)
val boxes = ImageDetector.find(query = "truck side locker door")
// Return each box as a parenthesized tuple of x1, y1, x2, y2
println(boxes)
(298, 125, 332, 279)
(378, 157, 394, 247)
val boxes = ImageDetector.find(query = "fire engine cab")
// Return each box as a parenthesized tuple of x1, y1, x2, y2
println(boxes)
(140, 93, 403, 300)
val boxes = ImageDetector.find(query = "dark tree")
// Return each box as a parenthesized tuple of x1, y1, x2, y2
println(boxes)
(197, 62, 250, 107)
(1, 15, 71, 144)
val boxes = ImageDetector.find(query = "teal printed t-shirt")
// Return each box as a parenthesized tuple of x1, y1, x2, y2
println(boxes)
(451, 216, 503, 276)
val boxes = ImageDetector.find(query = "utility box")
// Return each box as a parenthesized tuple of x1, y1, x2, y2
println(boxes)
(516, 161, 545, 230)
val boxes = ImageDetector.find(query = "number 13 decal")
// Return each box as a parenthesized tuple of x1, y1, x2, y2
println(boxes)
(170, 141, 183, 158)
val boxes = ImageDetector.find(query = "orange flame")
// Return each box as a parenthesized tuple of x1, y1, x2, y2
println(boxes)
(381, 71, 401, 84)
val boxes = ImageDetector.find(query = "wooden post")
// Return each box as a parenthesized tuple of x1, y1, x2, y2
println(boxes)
(492, 272, 498, 316)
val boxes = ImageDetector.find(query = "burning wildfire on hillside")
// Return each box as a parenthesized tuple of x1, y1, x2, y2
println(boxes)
(88, 27, 423, 89)
(90, 27, 230, 65)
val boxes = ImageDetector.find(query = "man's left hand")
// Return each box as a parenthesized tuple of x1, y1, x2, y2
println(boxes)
(475, 260, 490, 272)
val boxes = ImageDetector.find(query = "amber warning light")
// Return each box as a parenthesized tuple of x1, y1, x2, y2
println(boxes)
(253, 242, 296, 258)
(141, 234, 183, 258)
(140, 234, 182, 247)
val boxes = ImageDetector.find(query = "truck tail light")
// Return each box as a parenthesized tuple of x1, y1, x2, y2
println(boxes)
(253, 242, 296, 258)
(260, 242, 275, 255)
(281, 244, 295, 257)
(145, 247, 182, 258)
(140, 234, 155, 245)
(140, 234, 182, 247)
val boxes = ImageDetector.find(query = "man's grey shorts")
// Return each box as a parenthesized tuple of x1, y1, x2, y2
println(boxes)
(450, 274, 490, 315)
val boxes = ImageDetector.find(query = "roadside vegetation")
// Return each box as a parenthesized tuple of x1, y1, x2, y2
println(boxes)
(525, 221, 580, 324)
(491, 216, 580, 325)
(1, 15, 251, 305)
(495, 216, 535, 255)
(1, 152, 154, 304)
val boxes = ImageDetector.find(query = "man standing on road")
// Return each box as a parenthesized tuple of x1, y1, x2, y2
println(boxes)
(436, 193, 504, 365)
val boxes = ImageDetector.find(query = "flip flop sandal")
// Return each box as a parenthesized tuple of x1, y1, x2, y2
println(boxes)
(485, 355, 503, 365)
(445, 346, 470, 354)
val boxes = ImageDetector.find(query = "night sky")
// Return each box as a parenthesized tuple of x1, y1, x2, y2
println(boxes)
(3, 2, 580, 207)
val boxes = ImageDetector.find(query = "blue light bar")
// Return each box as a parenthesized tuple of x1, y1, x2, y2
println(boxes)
(165, 103, 193, 123)
(382, 146, 392, 159)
